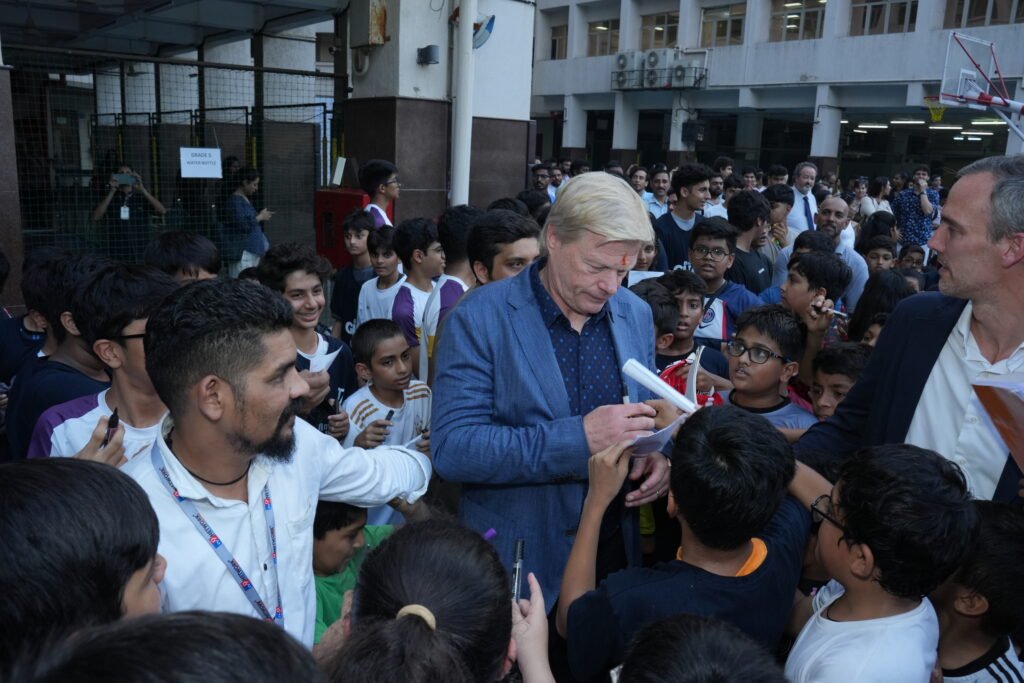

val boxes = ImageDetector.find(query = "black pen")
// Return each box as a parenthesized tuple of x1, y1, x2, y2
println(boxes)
(512, 539, 525, 602)
(101, 408, 119, 448)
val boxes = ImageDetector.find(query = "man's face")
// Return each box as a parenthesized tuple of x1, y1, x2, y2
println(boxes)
(795, 166, 817, 193)
(561, 160, 572, 174)
(913, 169, 930, 184)
(709, 176, 723, 198)
(229, 329, 308, 461)
(477, 236, 540, 284)
(674, 291, 704, 341)
(727, 327, 791, 397)
(283, 270, 325, 331)
(814, 198, 850, 245)
(650, 172, 671, 199)
(866, 248, 895, 274)
(689, 236, 734, 285)
(370, 247, 400, 278)
(544, 230, 637, 317)
(631, 170, 648, 194)
(532, 168, 551, 191)
(550, 168, 564, 187)
(780, 267, 817, 316)
(313, 517, 367, 576)
(929, 172, 1009, 300)
(811, 370, 855, 420)
(417, 241, 447, 278)
(720, 165, 733, 178)
(667, 193, 677, 213)
(768, 173, 788, 186)
(681, 181, 711, 211)
(743, 172, 757, 190)
(344, 229, 369, 257)
(892, 175, 906, 190)
(930, 175, 942, 189)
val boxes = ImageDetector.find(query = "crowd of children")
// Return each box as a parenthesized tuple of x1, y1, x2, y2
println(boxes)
(0, 154, 1022, 683)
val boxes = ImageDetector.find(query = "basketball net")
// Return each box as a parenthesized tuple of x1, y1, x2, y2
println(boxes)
(924, 97, 947, 123)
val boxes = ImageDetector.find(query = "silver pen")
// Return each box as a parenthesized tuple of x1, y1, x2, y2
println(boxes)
(512, 539, 525, 602)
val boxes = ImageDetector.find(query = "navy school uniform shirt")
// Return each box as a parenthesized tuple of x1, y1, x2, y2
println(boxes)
(330, 265, 374, 344)
(653, 212, 702, 270)
(5, 357, 110, 460)
(294, 332, 358, 436)
(565, 496, 811, 681)
(695, 281, 765, 345)
(0, 315, 45, 384)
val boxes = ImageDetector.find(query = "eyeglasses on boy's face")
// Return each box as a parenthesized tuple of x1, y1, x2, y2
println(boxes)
(724, 340, 790, 364)
(691, 245, 731, 261)
(811, 494, 851, 537)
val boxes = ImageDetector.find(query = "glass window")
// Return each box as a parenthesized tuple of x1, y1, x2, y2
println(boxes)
(769, 0, 826, 42)
(550, 25, 567, 60)
(640, 12, 679, 50)
(945, 0, 1024, 26)
(700, 4, 746, 47)
(587, 19, 620, 57)
(850, 1, 918, 34)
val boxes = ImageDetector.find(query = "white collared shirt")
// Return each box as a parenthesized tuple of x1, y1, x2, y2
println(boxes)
(123, 417, 431, 647)
(905, 301, 1024, 498)
(786, 188, 818, 233)
(646, 195, 669, 218)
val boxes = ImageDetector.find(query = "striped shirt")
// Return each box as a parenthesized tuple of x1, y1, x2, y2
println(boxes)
(943, 637, 1024, 683)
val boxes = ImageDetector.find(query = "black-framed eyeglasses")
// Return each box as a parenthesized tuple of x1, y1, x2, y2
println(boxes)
(725, 340, 790, 364)
(112, 333, 146, 342)
(811, 494, 850, 536)
(691, 245, 731, 261)
(383, 177, 401, 186)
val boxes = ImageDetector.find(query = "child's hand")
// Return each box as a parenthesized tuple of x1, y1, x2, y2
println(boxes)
(804, 295, 835, 335)
(313, 590, 353, 664)
(299, 370, 331, 413)
(354, 419, 392, 448)
(415, 430, 431, 455)
(771, 222, 789, 246)
(326, 404, 350, 440)
(74, 414, 127, 467)
(512, 572, 555, 683)
(586, 440, 633, 508)
(643, 398, 682, 430)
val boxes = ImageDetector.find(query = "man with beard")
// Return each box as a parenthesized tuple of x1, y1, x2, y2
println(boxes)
(771, 196, 868, 311)
(123, 278, 431, 649)
(796, 155, 1024, 505)
(703, 171, 728, 219)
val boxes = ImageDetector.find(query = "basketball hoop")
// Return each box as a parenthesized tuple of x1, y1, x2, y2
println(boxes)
(924, 96, 947, 123)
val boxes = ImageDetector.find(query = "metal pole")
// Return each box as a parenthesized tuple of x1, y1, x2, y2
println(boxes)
(450, 0, 476, 206)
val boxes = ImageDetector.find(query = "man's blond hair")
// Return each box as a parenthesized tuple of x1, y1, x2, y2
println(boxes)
(542, 172, 654, 249)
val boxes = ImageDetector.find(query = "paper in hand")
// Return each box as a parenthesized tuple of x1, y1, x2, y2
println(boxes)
(309, 347, 342, 373)
(973, 376, 1024, 473)
(629, 413, 688, 456)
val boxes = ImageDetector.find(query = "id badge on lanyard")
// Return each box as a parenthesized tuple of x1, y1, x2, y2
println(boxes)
(120, 205, 130, 220)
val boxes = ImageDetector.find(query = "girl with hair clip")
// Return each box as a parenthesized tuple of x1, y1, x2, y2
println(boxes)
(325, 519, 555, 683)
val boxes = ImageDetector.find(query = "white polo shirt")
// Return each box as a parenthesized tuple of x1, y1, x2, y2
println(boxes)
(905, 301, 1024, 499)
(123, 416, 431, 647)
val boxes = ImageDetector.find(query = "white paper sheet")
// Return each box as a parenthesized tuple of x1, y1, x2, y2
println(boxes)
(309, 347, 342, 373)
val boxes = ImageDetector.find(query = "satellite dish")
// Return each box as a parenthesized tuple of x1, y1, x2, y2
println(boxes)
(473, 14, 495, 49)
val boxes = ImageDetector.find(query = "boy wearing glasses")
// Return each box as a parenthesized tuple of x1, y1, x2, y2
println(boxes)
(723, 305, 816, 429)
(27, 263, 178, 460)
(556, 406, 812, 681)
(358, 159, 399, 228)
(689, 218, 764, 344)
(784, 445, 975, 683)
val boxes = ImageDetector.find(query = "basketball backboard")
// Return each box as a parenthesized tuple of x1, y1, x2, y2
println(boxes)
(939, 32, 1024, 141)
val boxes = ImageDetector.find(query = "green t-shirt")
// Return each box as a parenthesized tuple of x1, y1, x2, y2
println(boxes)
(314, 524, 394, 643)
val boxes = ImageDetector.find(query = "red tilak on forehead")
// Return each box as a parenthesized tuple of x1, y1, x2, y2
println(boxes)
(621, 253, 629, 267)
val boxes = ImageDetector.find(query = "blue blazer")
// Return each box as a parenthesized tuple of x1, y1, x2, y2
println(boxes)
(431, 264, 657, 602)
(796, 292, 1022, 503)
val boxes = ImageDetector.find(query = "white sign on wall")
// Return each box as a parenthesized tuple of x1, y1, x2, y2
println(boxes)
(179, 147, 223, 178)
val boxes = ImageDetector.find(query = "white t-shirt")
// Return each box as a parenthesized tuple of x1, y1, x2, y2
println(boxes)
(296, 334, 329, 363)
(356, 274, 405, 329)
(27, 388, 164, 462)
(341, 380, 432, 525)
(785, 580, 939, 683)
(943, 637, 1024, 683)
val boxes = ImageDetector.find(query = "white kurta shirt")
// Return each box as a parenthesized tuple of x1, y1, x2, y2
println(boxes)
(123, 416, 431, 647)
(905, 301, 1024, 498)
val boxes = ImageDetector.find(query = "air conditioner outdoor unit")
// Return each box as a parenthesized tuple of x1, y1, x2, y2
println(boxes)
(611, 51, 645, 90)
(643, 48, 673, 88)
(670, 57, 705, 88)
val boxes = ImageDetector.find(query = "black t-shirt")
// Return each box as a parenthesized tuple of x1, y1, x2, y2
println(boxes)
(294, 332, 358, 436)
(726, 247, 773, 295)
(0, 315, 45, 384)
(330, 265, 374, 343)
(565, 496, 811, 681)
(5, 358, 109, 460)
(653, 212, 702, 270)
